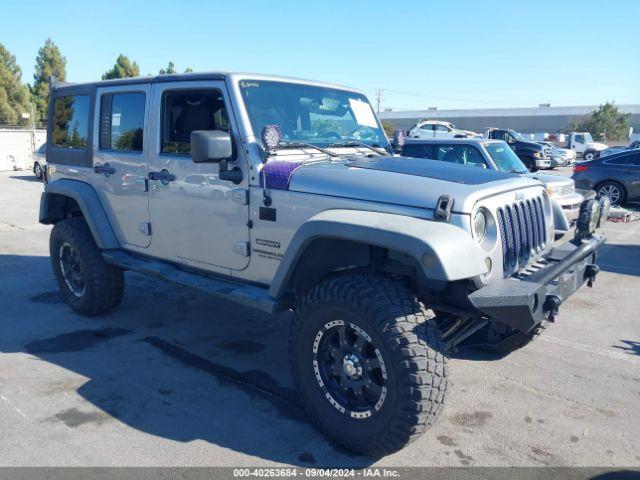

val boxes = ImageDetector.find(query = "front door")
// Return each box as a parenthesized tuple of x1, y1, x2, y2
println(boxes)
(93, 85, 151, 248)
(146, 81, 250, 271)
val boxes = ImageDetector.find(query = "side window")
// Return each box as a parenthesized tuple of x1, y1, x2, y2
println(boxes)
(465, 146, 487, 167)
(420, 123, 435, 131)
(437, 146, 465, 164)
(402, 144, 435, 159)
(435, 124, 450, 132)
(575, 134, 585, 144)
(52, 95, 90, 149)
(492, 130, 506, 142)
(161, 89, 231, 156)
(99, 92, 145, 152)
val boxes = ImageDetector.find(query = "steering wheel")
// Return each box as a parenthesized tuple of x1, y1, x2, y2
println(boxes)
(323, 131, 342, 140)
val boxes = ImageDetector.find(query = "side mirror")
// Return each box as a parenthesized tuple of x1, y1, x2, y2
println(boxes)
(190, 130, 232, 163)
(391, 129, 406, 153)
(475, 163, 487, 169)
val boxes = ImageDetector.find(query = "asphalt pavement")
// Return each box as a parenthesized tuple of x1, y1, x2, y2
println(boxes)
(0, 169, 639, 468)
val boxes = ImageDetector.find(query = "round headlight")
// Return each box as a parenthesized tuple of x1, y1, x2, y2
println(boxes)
(577, 199, 601, 237)
(473, 209, 487, 242)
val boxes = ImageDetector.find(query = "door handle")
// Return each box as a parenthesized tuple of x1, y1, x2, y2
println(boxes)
(148, 169, 176, 184)
(94, 163, 115, 176)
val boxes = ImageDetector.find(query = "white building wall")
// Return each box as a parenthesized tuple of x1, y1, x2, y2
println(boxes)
(0, 129, 47, 171)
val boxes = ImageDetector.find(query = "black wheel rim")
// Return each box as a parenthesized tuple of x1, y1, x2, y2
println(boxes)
(59, 242, 85, 298)
(312, 320, 388, 419)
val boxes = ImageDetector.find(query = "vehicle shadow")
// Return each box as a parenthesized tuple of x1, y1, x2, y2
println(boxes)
(9, 174, 41, 183)
(597, 243, 640, 277)
(612, 340, 640, 357)
(0, 254, 372, 467)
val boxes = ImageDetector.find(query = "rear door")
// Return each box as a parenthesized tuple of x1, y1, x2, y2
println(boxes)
(92, 85, 151, 248)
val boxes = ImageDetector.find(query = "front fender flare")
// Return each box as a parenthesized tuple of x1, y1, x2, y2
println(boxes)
(268, 209, 487, 298)
(39, 179, 119, 249)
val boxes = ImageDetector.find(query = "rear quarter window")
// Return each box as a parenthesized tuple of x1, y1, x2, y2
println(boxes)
(52, 95, 90, 149)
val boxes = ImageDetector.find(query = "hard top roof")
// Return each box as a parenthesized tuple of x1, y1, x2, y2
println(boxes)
(52, 72, 362, 95)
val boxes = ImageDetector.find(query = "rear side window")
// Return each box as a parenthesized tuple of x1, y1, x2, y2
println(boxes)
(52, 95, 90, 148)
(99, 92, 145, 152)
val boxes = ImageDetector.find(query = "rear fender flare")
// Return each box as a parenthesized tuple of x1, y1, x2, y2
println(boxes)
(39, 179, 119, 249)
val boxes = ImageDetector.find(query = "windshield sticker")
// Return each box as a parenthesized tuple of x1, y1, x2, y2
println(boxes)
(349, 98, 378, 128)
(240, 81, 259, 88)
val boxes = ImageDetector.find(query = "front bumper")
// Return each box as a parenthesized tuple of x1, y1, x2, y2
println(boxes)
(536, 158, 552, 168)
(468, 234, 605, 333)
(555, 192, 585, 224)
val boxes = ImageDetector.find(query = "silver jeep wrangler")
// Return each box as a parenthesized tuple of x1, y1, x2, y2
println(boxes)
(40, 72, 606, 457)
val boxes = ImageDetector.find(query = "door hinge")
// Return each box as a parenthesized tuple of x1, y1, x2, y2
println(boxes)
(230, 188, 249, 205)
(139, 222, 152, 236)
(233, 240, 250, 257)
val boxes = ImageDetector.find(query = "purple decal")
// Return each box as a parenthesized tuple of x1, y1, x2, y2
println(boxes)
(259, 161, 304, 191)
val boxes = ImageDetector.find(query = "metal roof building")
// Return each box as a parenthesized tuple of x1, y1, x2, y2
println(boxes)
(379, 104, 640, 136)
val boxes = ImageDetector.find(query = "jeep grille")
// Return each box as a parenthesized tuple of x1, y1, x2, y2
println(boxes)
(497, 196, 547, 273)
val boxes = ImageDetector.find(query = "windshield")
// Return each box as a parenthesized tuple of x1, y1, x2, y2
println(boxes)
(485, 142, 528, 173)
(509, 129, 524, 141)
(584, 133, 594, 143)
(239, 80, 389, 149)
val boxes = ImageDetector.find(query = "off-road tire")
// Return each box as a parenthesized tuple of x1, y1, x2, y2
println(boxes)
(33, 162, 42, 179)
(50, 217, 124, 316)
(290, 274, 448, 457)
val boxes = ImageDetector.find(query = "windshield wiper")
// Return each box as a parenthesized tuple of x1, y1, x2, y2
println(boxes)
(276, 141, 340, 158)
(327, 141, 387, 156)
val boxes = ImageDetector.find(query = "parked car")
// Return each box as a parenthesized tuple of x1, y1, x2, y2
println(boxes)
(485, 128, 551, 171)
(599, 140, 640, 158)
(408, 120, 478, 139)
(537, 141, 576, 167)
(401, 138, 584, 229)
(40, 72, 604, 457)
(572, 150, 640, 205)
(563, 132, 608, 161)
(33, 143, 46, 179)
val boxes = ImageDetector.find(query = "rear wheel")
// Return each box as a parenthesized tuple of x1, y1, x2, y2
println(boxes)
(596, 181, 626, 206)
(50, 217, 124, 316)
(290, 274, 448, 457)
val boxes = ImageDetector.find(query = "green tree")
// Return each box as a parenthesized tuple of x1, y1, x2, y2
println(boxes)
(0, 43, 31, 125)
(184, 67, 193, 73)
(568, 102, 631, 142)
(159, 61, 176, 75)
(381, 120, 396, 138)
(31, 38, 67, 124)
(102, 54, 140, 80)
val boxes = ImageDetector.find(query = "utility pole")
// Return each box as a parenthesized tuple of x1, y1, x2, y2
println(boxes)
(375, 89, 383, 116)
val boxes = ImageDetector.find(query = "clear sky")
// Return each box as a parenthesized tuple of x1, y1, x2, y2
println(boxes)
(3, 0, 639, 110)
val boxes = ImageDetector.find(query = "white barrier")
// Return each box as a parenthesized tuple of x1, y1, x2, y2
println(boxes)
(0, 128, 47, 172)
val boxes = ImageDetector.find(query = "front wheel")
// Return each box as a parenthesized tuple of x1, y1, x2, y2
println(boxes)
(582, 149, 597, 161)
(290, 275, 448, 457)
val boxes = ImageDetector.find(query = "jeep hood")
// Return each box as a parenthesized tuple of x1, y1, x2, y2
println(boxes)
(282, 156, 543, 214)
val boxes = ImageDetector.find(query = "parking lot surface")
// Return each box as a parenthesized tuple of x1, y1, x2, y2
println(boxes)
(0, 169, 639, 467)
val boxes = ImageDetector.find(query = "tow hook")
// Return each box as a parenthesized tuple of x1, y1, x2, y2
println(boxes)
(585, 264, 600, 287)
(544, 295, 561, 322)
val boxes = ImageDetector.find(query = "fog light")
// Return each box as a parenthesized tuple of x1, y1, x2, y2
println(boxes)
(484, 257, 492, 275)
(597, 196, 611, 227)
(576, 199, 601, 237)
